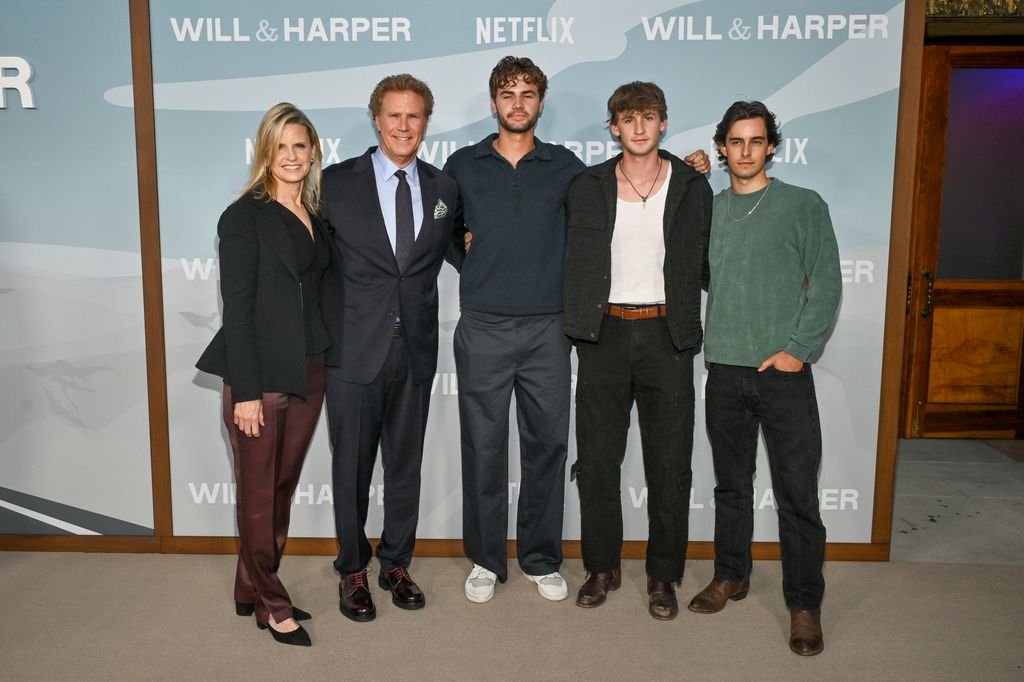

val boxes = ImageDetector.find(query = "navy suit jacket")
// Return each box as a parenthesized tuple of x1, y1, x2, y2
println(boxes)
(320, 147, 461, 385)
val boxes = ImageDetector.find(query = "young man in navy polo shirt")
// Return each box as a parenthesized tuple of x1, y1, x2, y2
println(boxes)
(445, 58, 709, 605)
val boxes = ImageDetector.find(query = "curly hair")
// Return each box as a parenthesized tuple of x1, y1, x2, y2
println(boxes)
(488, 56, 548, 99)
(713, 100, 782, 161)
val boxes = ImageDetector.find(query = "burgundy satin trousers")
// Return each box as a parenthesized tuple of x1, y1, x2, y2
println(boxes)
(222, 354, 324, 625)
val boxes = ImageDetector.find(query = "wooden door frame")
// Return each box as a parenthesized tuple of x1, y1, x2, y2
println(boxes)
(900, 45, 1024, 439)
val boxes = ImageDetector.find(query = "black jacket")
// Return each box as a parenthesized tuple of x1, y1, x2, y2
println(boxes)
(196, 192, 343, 402)
(563, 150, 712, 350)
(320, 148, 461, 386)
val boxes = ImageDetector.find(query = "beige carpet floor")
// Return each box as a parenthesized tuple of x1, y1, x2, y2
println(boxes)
(2, 553, 1021, 681)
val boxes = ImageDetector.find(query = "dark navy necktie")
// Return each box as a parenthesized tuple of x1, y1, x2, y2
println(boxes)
(394, 169, 413, 271)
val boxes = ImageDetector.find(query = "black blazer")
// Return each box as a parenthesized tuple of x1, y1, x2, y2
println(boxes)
(563, 150, 712, 351)
(196, 192, 343, 403)
(320, 147, 460, 385)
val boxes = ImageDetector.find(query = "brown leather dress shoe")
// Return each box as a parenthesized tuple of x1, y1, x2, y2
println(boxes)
(378, 566, 425, 610)
(575, 569, 622, 608)
(789, 608, 824, 656)
(687, 577, 750, 614)
(339, 569, 376, 622)
(646, 577, 679, 620)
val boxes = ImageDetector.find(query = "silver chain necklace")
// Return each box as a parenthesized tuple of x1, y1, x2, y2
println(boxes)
(726, 180, 772, 222)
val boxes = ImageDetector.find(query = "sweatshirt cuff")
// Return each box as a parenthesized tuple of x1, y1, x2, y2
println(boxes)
(784, 340, 813, 363)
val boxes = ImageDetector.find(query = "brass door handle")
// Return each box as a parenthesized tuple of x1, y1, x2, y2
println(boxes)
(920, 268, 934, 318)
(905, 272, 912, 316)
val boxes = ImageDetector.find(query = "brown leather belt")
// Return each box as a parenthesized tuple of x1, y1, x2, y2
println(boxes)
(392, 324, 403, 336)
(606, 304, 667, 320)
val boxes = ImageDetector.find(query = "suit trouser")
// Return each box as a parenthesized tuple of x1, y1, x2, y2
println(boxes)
(224, 354, 324, 626)
(455, 310, 571, 582)
(573, 316, 695, 582)
(326, 336, 430, 575)
(705, 362, 826, 610)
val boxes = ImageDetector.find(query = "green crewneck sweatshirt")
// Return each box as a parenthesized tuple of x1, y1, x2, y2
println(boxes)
(704, 179, 841, 367)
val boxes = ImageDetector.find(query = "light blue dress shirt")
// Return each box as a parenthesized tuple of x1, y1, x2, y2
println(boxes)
(372, 147, 423, 255)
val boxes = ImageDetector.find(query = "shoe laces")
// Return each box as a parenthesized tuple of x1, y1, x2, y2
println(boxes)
(348, 569, 369, 589)
(535, 571, 564, 587)
(389, 567, 411, 583)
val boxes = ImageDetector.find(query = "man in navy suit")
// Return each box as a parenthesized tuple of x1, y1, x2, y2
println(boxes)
(320, 74, 460, 622)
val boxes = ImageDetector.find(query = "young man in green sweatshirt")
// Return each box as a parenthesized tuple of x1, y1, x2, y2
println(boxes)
(687, 101, 841, 657)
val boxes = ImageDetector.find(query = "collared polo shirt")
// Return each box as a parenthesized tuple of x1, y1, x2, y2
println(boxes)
(443, 133, 586, 315)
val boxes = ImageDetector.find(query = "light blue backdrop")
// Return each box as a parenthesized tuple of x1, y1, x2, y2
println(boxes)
(104, 0, 901, 541)
(0, 1, 153, 535)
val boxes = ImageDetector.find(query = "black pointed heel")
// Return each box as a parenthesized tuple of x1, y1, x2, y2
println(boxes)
(259, 622, 311, 647)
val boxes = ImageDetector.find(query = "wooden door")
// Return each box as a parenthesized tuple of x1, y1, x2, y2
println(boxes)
(901, 46, 1024, 438)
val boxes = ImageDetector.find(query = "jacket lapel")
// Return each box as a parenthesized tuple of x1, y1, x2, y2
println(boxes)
(253, 197, 300, 280)
(352, 150, 400, 274)
(415, 164, 439, 247)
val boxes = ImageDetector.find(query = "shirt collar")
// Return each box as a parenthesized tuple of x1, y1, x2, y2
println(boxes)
(372, 146, 420, 183)
(472, 133, 552, 162)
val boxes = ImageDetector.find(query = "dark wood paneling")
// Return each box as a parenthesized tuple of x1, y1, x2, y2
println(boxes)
(901, 43, 1024, 439)
(876, 0, 927, 549)
(128, 0, 172, 537)
(159, 537, 241, 555)
(1018, 341, 1024, 438)
(933, 282, 1024, 306)
(949, 45, 1024, 64)
(901, 43, 952, 437)
(927, 307, 1023, 404)
(924, 404, 1019, 432)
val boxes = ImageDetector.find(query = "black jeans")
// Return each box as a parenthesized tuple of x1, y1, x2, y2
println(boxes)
(705, 362, 826, 610)
(574, 316, 695, 582)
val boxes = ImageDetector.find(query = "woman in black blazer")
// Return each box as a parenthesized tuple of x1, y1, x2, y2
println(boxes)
(197, 102, 340, 647)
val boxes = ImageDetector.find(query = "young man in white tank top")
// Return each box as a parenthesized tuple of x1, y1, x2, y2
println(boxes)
(563, 82, 712, 619)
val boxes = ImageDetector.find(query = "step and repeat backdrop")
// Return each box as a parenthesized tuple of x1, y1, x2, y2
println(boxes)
(2, 0, 905, 543)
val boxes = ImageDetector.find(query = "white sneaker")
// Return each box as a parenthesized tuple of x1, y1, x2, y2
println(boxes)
(524, 571, 569, 601)
(465, 564, 497, 603)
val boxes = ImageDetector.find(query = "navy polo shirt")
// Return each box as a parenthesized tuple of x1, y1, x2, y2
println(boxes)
(443, 133, 586, 315)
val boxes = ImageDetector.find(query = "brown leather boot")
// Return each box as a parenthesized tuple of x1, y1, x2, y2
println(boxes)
(575, 569, 622, 608)
(789, 608, 824, 656)
(646, 577, 679, 620)
(687, 577, 750, 614)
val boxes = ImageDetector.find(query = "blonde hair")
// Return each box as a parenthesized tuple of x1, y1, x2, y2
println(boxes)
(242, 102, 323, 212)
